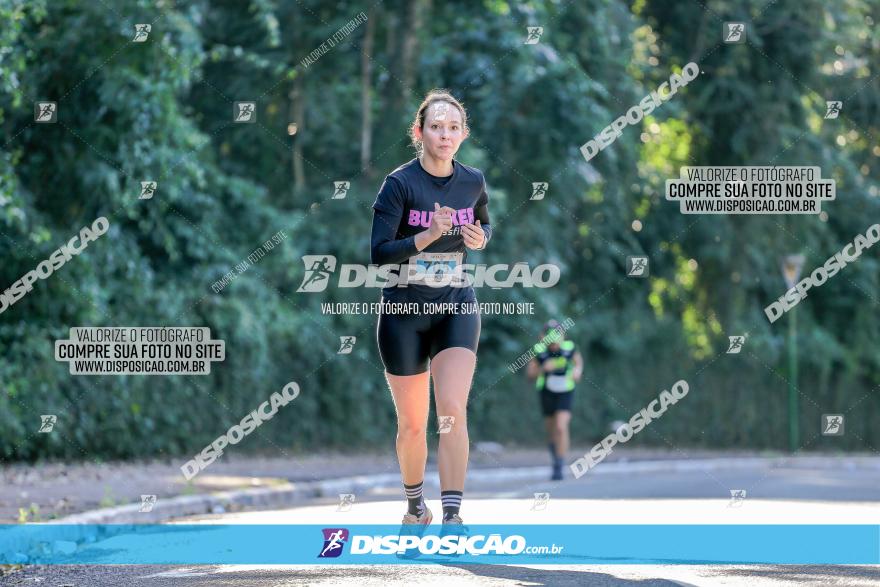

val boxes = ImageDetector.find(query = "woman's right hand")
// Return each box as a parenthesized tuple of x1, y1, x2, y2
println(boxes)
(428, 201, 455, 240)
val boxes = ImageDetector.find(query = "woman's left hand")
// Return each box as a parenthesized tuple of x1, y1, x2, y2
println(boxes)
(462, 219, 485, 250)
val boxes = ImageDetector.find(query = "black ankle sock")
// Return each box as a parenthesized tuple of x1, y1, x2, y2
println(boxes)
(441, 490, 463, 520)
(404, 481, 425, 516)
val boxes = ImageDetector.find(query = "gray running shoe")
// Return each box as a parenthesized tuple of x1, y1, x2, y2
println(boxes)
(439, 514, 469, 557)
(396, 504, 433, 559)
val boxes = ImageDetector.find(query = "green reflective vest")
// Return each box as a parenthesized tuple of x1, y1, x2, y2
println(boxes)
(533, 340, 576, 392)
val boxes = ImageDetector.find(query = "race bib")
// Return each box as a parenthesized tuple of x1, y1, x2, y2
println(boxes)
(407, 252, 464, 285)
(545, 374, 570, 393)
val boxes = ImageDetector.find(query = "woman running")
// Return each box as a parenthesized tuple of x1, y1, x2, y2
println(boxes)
(370, 89, 492, 531)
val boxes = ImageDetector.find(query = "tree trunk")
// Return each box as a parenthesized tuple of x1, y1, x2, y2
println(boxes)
(376, 5, 398, 158)
(360, 6, 376, 177)
(399, 0, 428, 108)
(290, 74, 305, 196)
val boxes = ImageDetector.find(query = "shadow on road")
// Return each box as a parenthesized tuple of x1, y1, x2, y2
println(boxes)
(436, 562, 880, 586)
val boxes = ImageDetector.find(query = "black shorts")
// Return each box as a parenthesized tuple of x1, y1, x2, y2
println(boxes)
(376, 300, 481, 376)
(540, 388, 573, 416)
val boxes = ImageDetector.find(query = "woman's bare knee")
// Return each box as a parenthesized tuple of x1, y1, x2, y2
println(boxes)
(436, 398, 468, 418)
(431, 348, 475, 418)
(397, 419, 427, 440)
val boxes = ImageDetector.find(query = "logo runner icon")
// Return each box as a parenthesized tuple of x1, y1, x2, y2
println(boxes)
(627, 256, 649, 277)
(297, 255, 337, 292)
(332, 181, 350, 199)
(724, 22, 745, 43)
(438, 415, 455, 434)
(726, 336, 745, 354)
(824, 101, 842, 119)
(318, 528, 349, 558)
(728, 489, 747, 508)
(38, 415, 57, 433)
(337, 494, 355, 512)
(140, 181, 157, 200)
(531, 492, 550, 511)
(432, 102, 450, 121)
(139, 495, 157, 512)
(525, 27, 544, 44)
(530, 182, 549, 201)
(133, 24, 151, 42)
(338, 336, 356, 354)
(35, 102, 57, 123)
(234, 102, 256, 123)
(821, 414, 844, 436)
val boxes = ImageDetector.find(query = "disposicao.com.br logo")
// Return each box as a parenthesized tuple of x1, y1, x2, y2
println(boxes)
(296, 255, 560, 292)
(317, 528, 562, 557)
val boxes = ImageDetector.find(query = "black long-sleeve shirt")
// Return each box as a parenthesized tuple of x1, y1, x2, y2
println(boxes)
(370, 158, 492, 301)
(371, 203, 492, 265)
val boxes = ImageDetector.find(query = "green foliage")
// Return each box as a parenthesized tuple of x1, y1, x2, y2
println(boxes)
(1, 0, 878, 462)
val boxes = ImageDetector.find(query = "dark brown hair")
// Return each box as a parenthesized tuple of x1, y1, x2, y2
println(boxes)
(409, 89, 469, 155)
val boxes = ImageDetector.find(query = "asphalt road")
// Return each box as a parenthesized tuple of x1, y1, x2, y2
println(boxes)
(4, 460, 879, 586)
